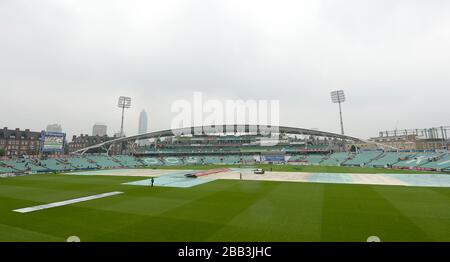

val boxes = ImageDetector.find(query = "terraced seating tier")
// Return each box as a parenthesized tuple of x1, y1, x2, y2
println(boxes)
(420, 154, 450, 169)
(85, 156, 122, 168)
(1, 151, 450, 174)
(113, 155, 143, 167)
(1, 159, 48, 172)
(0, 161, 15, 173)
(203, 156, 222, 164)
(241, 155, 256, 163)
(141, 157, 164, 166)
(367, 152, 412, 167)
(287, 155, 305, 162)
(303, 155, 326, 165)
(163, 157, 183, 166)
(40, 159, 73, 171)
(222, 155, 241, 164)
(344, 151, 383, 166)
(66, 157, 99, 169)
(320, 152, 349, 166)
(184, 156, 201, 165)
(393, 153, 443, 168)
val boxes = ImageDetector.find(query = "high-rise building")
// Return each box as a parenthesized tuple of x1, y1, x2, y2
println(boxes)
(138, 110, 149, 146)
(46, 123, 62, 133)
(92, 123, 107, 137)
(139, 110, 148, 134)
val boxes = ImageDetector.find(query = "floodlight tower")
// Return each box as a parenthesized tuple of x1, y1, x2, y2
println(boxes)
(330, 90, 346, 135)
(117, 96, 132, 137)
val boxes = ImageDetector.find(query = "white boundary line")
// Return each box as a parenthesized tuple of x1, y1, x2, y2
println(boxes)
(13, 191, 123, 213)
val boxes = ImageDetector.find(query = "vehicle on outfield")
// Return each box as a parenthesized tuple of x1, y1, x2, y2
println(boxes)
(254, 168, 265, 174)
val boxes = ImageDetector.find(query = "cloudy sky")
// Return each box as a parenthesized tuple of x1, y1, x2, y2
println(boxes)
(1, 0, 449, 139)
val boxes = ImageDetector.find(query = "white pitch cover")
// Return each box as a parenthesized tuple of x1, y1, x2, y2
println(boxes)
(13, 191, 123, 213)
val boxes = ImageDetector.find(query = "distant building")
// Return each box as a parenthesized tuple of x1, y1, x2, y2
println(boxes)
(139, 110, 148, 134)
(345, 142, 379, 151)
(369, 134, 448, 150)
(92, 123, 107, 137)
(369, 135, 417, 150)
(68, 134, 118, 154)
(46, 123, 62, 133)
(113, 131, 124, 138)
(415, 138, 448, 150)
(0, 127, 41, 156)
(138, 110, 150, 146)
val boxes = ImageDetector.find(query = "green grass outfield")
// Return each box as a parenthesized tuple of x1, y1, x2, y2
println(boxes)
(0, 172, 449, 242)
(154, 164, 441, 174)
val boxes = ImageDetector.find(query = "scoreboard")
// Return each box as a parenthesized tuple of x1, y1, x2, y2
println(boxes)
(40, 131, 66, 153)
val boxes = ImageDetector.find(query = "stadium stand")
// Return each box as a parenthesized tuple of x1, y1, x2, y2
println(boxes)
(241, 155, 256, 163)
(203, 156, 222, 164)
(1, 159, 48, 172)
(287, 155, 305, 162)
(367, 152, 413, 167)
(2, 151, 450, 175)
(0, 161, 16, 173)
(343, 151, 383, 166)
(306, 144, 330, 150)
(184, 156, 201, 165)
(393, 152, 444, 168)
(65, 157, 98, 170)
(112, 155, 143, 167)
(40, 158, 73, 171)
(26, 159, 50, 172)
(419, 153, 450, 170)
(84, 155, 123, 168)
(320, 152, 349, 166)
(141, 157, 164, 166)
(303, 154, 326, 165)
(163, 157, 183, 166)
(222, 155, 241, 164)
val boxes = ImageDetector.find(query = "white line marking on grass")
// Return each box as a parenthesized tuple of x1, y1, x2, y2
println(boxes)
(13, 191, 123, 213)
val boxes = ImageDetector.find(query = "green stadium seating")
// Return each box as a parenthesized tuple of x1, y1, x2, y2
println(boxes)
(0, 161, 15, 173)
(393, 153, 442, 168)
(163, 157, 183, 166)
(141, 157, 164, 166)
(65, 157, 99, 169)
(40, 159, 73, 171)
(1, 159, 48, 172)
(287, 155, 305, 162)
(1, 151, 449, 174)
(320, 152, 349, 166)
(84, 155, 123, 168)
(222, 155, 241, 164)
(367, 152, 413, 167)
(241, 155, 256, 163)
(419, 154, 450, 170)
(303, 155, 326, 165)
(112, 155, 143, 167)
(343, 151, 383, 166)
(184, 156, 201, 165)
(203, 156, 221, 164)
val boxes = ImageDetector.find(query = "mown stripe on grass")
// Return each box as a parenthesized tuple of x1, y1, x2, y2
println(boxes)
(208, 182, 325, 241)
(320, 184, 431, 242)
(374, 186, 450, 241)
(0, 223, 62, 242)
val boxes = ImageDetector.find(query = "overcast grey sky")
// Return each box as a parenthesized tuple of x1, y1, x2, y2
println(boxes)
(1, 0, 449, 139)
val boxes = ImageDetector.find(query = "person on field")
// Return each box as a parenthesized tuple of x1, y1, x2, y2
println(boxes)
(151, 177, 155, 187)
